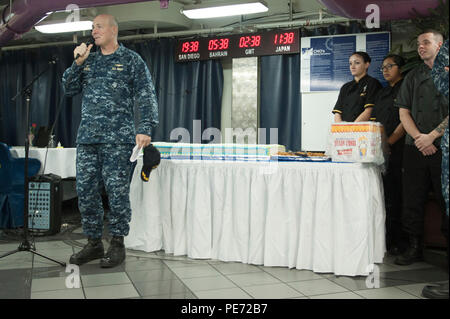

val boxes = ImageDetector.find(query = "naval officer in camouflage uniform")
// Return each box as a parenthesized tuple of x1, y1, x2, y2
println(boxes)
(62, 14, 158, 268)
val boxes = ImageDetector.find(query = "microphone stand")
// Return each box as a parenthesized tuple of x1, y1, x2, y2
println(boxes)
(48, 91, 66, 147)
(0, 58, 66, 267)
(49, 40, 93, 144)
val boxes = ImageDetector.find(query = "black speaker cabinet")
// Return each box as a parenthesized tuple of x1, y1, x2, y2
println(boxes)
(27, 174, 62, 235)
(34, 126, 51, 148)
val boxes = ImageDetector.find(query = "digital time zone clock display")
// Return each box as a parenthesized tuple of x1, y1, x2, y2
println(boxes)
(238, 35, 261, 48)
(181, 40, 200, 53)
(175, 29, 299, 62)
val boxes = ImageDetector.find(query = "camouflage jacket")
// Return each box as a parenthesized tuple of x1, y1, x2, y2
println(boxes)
(62, 43, 159, 144)
(432, 39, 449, 99)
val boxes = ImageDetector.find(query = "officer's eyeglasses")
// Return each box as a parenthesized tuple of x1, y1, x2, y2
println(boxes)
(380, 63, 397, 72)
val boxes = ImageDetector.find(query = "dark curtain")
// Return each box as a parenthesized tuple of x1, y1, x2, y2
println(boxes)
(0, 38, 223, 146)
(259, 53, 301, 152)
(128, 39, 223, 143)
(0, 46, 80, 147)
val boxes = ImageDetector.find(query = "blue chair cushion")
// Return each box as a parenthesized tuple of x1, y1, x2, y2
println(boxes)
(0, 142, 41, 229)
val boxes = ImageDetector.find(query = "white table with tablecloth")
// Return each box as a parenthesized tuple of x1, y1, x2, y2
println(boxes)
(10, 147, 76, 179)
(125, 158, 386, 276)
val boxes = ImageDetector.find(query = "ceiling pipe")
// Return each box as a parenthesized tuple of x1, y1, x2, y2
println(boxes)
(0, 0, 159, 47)
(289, 0, 293, 22)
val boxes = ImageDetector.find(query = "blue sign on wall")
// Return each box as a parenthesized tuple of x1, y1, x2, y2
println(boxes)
(366, 33, 391, 86)
(301, 32, 390, 92)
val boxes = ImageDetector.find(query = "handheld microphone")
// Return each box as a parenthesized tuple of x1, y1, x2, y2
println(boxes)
(74, 40, 93, 60)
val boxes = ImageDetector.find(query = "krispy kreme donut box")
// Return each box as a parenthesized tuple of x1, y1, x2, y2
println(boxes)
(330, 122, 385, 165)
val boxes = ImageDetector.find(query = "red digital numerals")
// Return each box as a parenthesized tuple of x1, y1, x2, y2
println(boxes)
(274, 32, 295, 45)
(239, 35, 261, 48)
(181, 41, 200, 53)
(208, 38, 230, 51)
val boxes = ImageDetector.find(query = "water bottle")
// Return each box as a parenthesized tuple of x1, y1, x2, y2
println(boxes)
(48, 135, 56, 148)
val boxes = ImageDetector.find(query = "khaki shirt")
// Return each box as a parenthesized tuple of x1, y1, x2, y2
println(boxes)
(395, 63, 448, 147)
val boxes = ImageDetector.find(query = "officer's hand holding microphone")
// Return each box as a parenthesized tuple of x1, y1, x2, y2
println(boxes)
(74, 42, 94, 66)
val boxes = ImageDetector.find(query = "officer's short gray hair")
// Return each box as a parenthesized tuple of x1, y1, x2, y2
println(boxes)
(108, 15, 119, 28)
(95, 14, 118, 29)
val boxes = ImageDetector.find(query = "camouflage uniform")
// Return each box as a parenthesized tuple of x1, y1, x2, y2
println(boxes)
(432, 39, 449, 216)
(62, 43, 158, 238)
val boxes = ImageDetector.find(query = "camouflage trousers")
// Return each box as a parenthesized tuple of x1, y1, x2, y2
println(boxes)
(442, 126, 449, 217)
(76, 143, 135, 238)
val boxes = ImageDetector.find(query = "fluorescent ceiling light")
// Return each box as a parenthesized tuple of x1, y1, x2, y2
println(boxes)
(35, 21, 92, 34)
(182, 1, 268, 19)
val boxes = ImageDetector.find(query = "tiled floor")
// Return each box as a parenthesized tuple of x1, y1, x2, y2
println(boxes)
(0, 199, 448, 300)
(0, 230, 447, 299)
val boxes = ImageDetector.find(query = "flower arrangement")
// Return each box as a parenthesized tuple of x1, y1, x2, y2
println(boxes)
(28, 123, 37, 145)
(30, 123, 37, 135)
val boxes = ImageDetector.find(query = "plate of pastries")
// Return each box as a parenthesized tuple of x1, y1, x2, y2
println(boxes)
(272, 151, 331, 162)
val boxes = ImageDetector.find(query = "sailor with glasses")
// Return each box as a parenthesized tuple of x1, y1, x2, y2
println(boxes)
(370, 54, 407, 256)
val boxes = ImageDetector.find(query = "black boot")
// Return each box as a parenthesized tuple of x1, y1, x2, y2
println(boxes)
(69, 238, 104, 266)
(100, 236, 126, 268)
(394, 235, 423, 265)
(388, 229, 408, 256)
(422, 281, 449, 299)
(388, 245, 403, 256)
